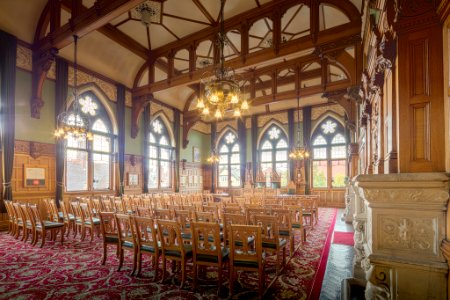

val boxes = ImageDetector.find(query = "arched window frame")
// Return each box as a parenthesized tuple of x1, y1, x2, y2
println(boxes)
(258, 123, 289, 187)
(311, 116, 347, 189)
(217, 130, 240, 188)
(65, 91, 116, 192)
(147, 116, 174, 189)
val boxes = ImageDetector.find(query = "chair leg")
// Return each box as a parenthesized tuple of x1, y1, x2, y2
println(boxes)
(160, 257, 167, 283)
(153, 255, 159, 282)
(180, 259, 186, 289)
(117, 249, 124, 271)
(217, 265, 222, 296)
(40, 230, 46, 248)
(136, 252, 142, 277)
(60, 227, 65, 245)
(101, 244, 107, 265)
(131, 249, 138, 276)
(193, 263, 198, 291)
(258, 268, 264, 299)
(229, 265, 234, 296)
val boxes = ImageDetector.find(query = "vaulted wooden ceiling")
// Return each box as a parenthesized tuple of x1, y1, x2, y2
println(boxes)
(0, 0, 363, 118)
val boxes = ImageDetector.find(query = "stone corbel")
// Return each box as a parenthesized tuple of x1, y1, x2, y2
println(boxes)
(29, 142, 42, 160)
(131, 94, 151, 138)
(365, 265, 391, 300)
(31, 47, 58, 119)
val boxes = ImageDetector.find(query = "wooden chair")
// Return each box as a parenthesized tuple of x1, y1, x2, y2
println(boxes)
(253, 214, 287, 275)
(191, 222, 229, 295)
(194, 211, 216, 223)
(4, 200, 15, 235)
(11, 202, 25, 240)
(153, 208, 173, 220)
(101, 198, 115, 212)
(223, 206, 242, 215)
(174, 209, 193, 243)
(78, 202, 101, 242)
(133, 216, 160, 279)
(245, 207, 271, 225)
(271, 208, 294, 255)
(136, 206, 153, 217)
(285, 205, 306, 243)
(99, 212, 119, 265)
(156, 219, 193, 288)
(301, 199, 314, 229)
(27, 204, 65, 247)
(229, 224, 265, 299)
(60, 202, 76, 237)
(115, 213, 137, 275)
(19, 203, 34, 243)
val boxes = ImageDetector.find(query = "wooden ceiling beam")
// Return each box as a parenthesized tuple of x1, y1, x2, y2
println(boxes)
(37, 0, 147, 51)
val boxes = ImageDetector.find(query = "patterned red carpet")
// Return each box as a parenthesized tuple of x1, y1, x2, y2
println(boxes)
(0, 208, 336, 300)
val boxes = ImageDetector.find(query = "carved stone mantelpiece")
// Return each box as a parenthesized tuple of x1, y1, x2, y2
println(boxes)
(353, 173, 449, 299)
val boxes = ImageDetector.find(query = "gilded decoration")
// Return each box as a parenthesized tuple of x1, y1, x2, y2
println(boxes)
(68, 67, 116, 102)
(191, 121, 210, 134)
(217, 120, 236, 133)
(257, 112, 288, 127)
(151, 103, 173, 122)
(311, 104, 345, 120)
(125, 91, 132, 107)
(16, 45, 32, 71)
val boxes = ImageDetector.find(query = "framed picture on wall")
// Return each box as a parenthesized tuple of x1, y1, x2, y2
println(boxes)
(24, 165, 46, 187)
(128, 173, 139, 186)
(193, 146, 201, 162)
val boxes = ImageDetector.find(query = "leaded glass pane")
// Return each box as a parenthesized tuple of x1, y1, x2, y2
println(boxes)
(79, 95, 98, 116)
(261, 151, 272, 162)
(313, 160, 327, 188)
(331, 160, 346, 188)
(148, 159, 158, 188)
(331, 145, 346, 159)
(160, 161, 171, 188)
(230, 153, 240, 164)
(268, 126, 281, 139)
(160, 136, 169, 146)
(231, 144, 239, 152)
(66, 133, 86, 149)
(93, 134, 110, 152)
(275, 162, 288, 187)
(225, 132, 236, 144)
(161, 148, 171, 160)
(275, 150, 287, 161)
(313, 147, 327, 159)
(149, 133, 156, 143)
(149, 146, 158, 158)
(218, 165, 229, 187)
(321, 120, 337, 134)
(92, 119, 108, 133)
(152, 119, 163, 134)
(219, 154, 228, 164)
(66, 149, 88, 191)
(230, 165, 241, 187)
(93, 153, 110, 190)
(261, 141, 272, 150)
(277, 139, 288, 148)
(332, 133, 346, 144)
(313, 135, 327, 145)
(219, 144, 229, 153)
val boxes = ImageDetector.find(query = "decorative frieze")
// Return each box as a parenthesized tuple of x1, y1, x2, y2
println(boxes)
(311, 104, 345, 120)
(191, 121, 210, 134)
(257, 112, 288, 127)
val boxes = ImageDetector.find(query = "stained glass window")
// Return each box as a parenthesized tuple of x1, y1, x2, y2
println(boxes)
(218, 131, 240, 188)
(66, 92, 114, 192)
(148, 116, 173, 189)
(311, 117, 346, 189)
(258, 124, 289, 187)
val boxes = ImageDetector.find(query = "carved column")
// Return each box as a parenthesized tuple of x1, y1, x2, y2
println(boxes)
(355, 173, 449, 299)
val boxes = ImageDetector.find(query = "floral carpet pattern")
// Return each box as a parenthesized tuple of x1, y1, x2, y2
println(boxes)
(0, 208, 336, 300)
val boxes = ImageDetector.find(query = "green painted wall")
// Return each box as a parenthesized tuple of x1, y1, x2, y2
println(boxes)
(125, 107, 142, 155)
(180, 128, 210, 163)
(15, 70, 56, 143)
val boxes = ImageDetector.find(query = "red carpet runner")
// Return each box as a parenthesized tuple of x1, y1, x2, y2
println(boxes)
(0, 208, 337, 300)
(308, 208, 337, 300)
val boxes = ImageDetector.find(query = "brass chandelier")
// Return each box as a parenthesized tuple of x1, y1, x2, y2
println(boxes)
(54, 35, 93, 141)
(289, 94, 309, 160)
(196, 0, 249, 119)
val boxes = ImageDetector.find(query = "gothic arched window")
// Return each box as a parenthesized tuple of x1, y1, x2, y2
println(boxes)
(258, 124, 289, 187)
(148, 117, 173, 189)
(66, 92, 115, 191)
(218, 131, 240, 188)
(311, 117, 347, 188)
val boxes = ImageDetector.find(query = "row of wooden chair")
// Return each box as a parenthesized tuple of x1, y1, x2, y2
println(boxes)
(99, 212, 282, 298)
(4, 200, 65, 247)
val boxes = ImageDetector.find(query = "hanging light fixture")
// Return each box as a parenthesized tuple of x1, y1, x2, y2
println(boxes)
(54, 35, 93, 142)
(206, 151, 220, 164)
(196, 0, 249, 119)
(289, 94, 310, 160)
(133, 1, 162, 27)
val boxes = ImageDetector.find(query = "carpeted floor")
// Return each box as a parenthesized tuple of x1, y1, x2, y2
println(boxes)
(0, 208, 336, 300)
